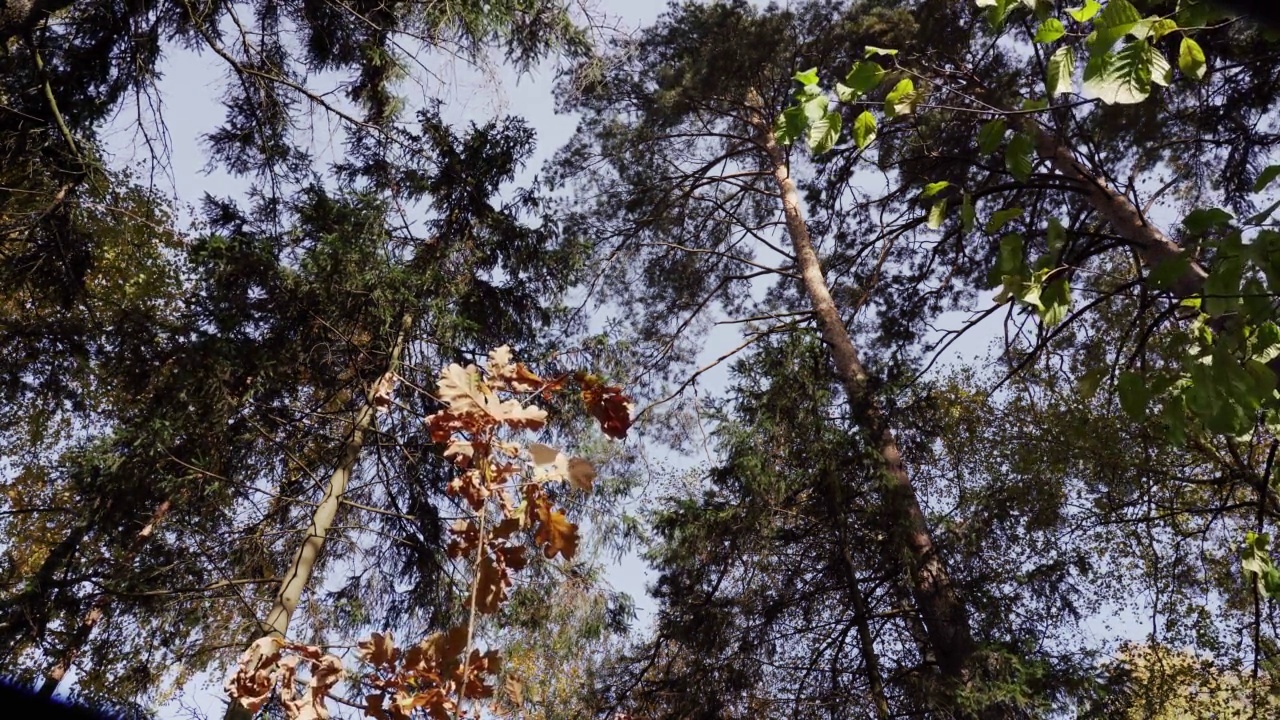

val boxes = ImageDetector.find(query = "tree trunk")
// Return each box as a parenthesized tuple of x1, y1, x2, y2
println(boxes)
(224, 313, 412, 720)
(38, 500, 172, 699)
(1024, 121, 1280, 376)
(746, 94, 977, 684)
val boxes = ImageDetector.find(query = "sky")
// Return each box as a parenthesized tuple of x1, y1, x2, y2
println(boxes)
(88, 0, 1022, 715)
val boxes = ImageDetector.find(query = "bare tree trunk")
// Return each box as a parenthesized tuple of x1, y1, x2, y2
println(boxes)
(224, 313, 412, 720)
(746, 94, 977, 684)
(38, 500, 173, 699)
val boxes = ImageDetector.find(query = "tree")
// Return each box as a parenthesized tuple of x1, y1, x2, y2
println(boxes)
(554, 0, 1280, 715)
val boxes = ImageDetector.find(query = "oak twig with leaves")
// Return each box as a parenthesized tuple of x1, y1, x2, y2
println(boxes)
(225, 347, 633, 719)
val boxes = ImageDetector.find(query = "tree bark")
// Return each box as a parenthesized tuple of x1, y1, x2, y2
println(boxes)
(224, 313, 412, 720)
(1022, 122, 1208, 297)
(38, 500, 172, 699)
(746, 93, 977, 684)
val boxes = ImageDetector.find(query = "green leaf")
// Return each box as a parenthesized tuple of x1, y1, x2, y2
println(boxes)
(978, 118, 1007, 155)
(1083, 39, 1160, 105)
(852, 110, 877, 150)
(807, 110, 842, 154)
(1067, 0, 1101, 22)
(922, 181, 952, 198)
(793, 67, 820, 86)
(1148, 254, 1192, 290)
(884, 78, 919, 118)
(1182, 207, 1234, 234)
(1005, 132, 1035, 182)
(1095, 0, 1141, 30)
(928, 199, 948, 230)
(1203, 253, 1245, 317)
(1150, 18, 1179, 41)
(1243, 531, 1272, 578)
(774, 106, 808, 146)
(1255, 165, 1280, 193)
(1118, 370, 1150, 418)
(1046, 46, 1076, 95)
(987, 207, 1025, 234)
(843, 61, 885, 96)
(1046, 217, 1066, 257)
(961, 193, 976, 234)
(864, 45, 898, 57)
(1039, 277, 1071, 325)
(1079, 367, 1107, 400)
(1034, 18, 1066, 43)
(989, 233, 1028, 288)
(802, 94, 830, 123)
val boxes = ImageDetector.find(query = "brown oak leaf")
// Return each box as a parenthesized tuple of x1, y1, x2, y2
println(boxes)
(357, 631, 398, 668)
(580, 376, 634, 439)
(534, 504, 579, 560)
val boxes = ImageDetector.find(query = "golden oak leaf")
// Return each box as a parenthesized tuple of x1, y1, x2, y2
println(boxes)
(490, 517, 522, 541)
(434, 363, 548, 431)
(357, 631, 398, 668)
(447, 519, 481, 559)
(446, 469, 490, 511)
(487, 346, 516, 376)
(413, 626, 468, 670)
(460, 649, 501, 699)
(534, 504, 579, 560)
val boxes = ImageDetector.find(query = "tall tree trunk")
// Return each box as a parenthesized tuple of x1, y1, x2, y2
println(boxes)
(746, 93, 977, 684)
(38, 500, 172, 699)
(224, 312, 412, 720)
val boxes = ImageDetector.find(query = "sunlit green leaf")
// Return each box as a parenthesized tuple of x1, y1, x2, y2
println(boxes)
(852, 110, 877, 150)
(843, 61, 885, 96)
(793, 67, 820, 85)
(928, 199, 948, 230)
(1034, 18, 1065, 43)
(922, 181, 952, 198)
(884, 78, 919, 117)
(807, 110, 842, 154)
(1046, 46, 1075, 95)
(1067, 0, 1101, 22)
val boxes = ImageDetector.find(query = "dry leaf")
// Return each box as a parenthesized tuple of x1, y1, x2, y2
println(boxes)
(473, 552, 507, 615)
(534, 504, 579, 560)
(567, 457, 597, 492)
(504, 674, 525, 707)
(364, 694, 388, 720)
(225, 637, 284, 712)
(370, 371, 398, 411)
(357, 632, 398, 668)
(581, 376, 634, 439)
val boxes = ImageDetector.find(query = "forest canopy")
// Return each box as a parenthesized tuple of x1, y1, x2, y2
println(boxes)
(3, 0, 1280, 719)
